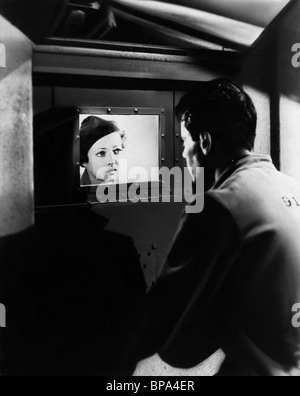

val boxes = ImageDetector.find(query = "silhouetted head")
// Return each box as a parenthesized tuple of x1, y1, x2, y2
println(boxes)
(176, 78, 257, 186)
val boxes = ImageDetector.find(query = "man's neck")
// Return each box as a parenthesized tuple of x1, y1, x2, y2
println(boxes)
(215, 149, 252, 181)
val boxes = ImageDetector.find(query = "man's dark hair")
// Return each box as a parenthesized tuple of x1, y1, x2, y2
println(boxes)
(176, 79, 257, 152)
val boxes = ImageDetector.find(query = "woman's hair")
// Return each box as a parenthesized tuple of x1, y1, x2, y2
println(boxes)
(80, 116, 126, 165)
(176, 78, 257, 152)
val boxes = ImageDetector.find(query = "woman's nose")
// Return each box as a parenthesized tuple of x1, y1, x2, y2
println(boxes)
(107, 151, 117, 166)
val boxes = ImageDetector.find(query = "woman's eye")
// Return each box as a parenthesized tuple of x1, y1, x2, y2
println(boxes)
(114, 148, 122, 155)
(96, 151, 106, 158)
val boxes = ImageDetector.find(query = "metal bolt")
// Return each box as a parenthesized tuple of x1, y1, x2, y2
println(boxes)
(162, 134, 165, 138)
(75, 135, 80, 140)
(107, 108, 112, 113)
(134, 108, 139, 114)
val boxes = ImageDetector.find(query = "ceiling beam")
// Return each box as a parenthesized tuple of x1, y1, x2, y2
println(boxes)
(109, 0, 263, 51)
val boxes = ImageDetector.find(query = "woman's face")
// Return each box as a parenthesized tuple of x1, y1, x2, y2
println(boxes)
(84, 132, 123, 184)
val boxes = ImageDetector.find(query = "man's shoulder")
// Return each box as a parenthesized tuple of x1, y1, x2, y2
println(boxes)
(209, 164, 300, 205)
(207, 164, 300, 232)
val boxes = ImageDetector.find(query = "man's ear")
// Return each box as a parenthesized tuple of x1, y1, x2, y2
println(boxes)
(199, 132, 212, 156)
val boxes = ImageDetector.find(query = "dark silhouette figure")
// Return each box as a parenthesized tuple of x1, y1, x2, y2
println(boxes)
(0, 209, 146, 376)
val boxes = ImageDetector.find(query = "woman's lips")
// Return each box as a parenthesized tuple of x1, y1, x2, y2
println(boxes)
(106, 170, 117, 176)
(104, 169, 118, 183)
(95, 167, 118, 183)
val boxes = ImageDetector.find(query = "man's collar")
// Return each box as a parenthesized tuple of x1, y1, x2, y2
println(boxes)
(212, 154, 274, 190)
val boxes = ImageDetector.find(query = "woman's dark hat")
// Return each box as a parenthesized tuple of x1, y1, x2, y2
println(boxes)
(80, 116, 120, 165)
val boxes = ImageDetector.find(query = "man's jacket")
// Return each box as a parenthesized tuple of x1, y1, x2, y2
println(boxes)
(134, 155, 300, 376)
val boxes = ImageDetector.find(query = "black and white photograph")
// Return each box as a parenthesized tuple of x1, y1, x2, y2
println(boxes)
(1, 0, 300, 380)
(79, 112, 160, 186)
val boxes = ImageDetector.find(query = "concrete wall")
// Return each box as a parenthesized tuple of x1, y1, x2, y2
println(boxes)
(280, 96, 300, 180)
(245, 86, 271, 156)
(0, 16, 34, 237)
(277, 0, 300, 181)
(237, 40, 273, 160)
(239, 0, 300, 180)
